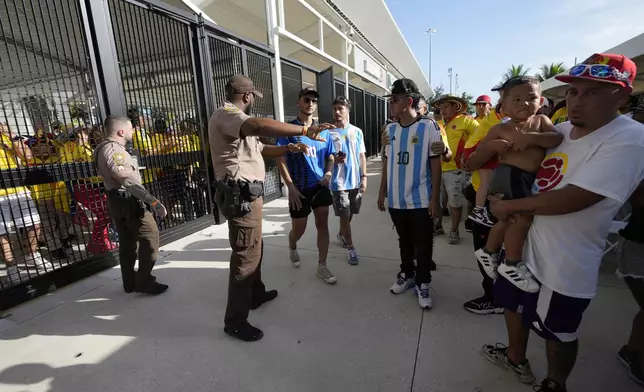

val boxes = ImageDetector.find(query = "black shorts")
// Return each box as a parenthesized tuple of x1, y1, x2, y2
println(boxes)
(289, 185, 333, 219)
(494, 276, 591, 342)
(489, 163, 536, 200)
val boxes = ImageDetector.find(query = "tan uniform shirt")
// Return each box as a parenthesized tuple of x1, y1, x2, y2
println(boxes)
(208, 101, 265, 182)
(94, 140, 142, 191)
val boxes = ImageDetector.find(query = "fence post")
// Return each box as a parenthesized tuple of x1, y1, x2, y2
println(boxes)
(83, 0, 127, 116)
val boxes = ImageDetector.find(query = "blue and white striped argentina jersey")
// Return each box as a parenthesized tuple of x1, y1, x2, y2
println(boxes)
(386, 117, 442, 209)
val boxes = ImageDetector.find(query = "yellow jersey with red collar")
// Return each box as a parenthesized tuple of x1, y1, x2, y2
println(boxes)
(463, 110, 503, 191)
(442, 114, 479, 172)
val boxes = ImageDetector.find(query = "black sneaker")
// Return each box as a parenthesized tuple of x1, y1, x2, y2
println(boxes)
(251, 289, 278, 310)
(619, 345, 635, 368)
(224, 321, 264, 342)
(464, 218, 473, 233)
(136, 280, 169, 295)
(464, 296, 504, 315)
(629, 354, 644, 386)
(533, 379, 566, 391)
(51, 248, 68, 260)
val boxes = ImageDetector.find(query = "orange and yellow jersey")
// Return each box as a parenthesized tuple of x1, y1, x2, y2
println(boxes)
(551, 106, 568, 125)
(0, 134, 28, 196)
(27, 156, 71, 212)
(463, 110, 503, 192)
(59, 141, 102, 184)
(442, 114, 479, 171)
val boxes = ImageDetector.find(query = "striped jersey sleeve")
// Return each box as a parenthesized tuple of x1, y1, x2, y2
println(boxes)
(387, 118, 442, 210)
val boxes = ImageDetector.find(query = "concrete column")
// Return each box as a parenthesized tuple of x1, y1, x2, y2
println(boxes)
(266, 0, 285, 122)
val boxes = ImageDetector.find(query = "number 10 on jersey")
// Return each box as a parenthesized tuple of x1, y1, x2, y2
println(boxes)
(397, 151, 410, 165)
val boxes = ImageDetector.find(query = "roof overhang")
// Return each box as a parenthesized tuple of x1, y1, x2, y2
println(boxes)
(542, 33, 644, 100)
(175, 0, 431, 98)
(326, 0, 432, 99)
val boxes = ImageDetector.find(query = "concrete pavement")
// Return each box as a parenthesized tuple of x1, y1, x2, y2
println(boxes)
(0, 161, 639, 392)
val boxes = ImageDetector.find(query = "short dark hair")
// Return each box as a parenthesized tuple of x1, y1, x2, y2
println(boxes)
(332, 96, 352, 110)
(103, 115, 131, 135)
(498, 76, 541, 97)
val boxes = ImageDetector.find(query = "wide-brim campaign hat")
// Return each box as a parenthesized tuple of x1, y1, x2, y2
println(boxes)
(431, 94, 469, 113)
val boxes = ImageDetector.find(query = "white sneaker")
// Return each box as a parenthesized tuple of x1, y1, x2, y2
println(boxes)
(416, 283, 433, 309)
(317, 264, 337, 284)
(22, 253, 54, 272)
(390, 273, 415, 294)
(498, 262, 540, 293)
(475, 249, 499, 280)
(289, 248, 300, 268)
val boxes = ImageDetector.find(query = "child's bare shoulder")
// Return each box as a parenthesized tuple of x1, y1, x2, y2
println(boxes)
(534, 114, 555, 133)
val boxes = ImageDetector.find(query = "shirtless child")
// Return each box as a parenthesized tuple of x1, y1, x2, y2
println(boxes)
(472, 76, 562, 293)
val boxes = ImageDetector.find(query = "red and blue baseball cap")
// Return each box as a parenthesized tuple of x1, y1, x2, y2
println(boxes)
(555, 53, 636, 89)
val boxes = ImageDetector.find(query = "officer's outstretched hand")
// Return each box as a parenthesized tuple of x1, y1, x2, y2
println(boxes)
(151, 200, 168, 218)
(306, 123, 335, 142)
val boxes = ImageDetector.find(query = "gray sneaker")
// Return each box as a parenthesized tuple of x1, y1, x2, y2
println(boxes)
(448, 230, 461, 245)
(317, 264, 337, 284)
(289, 248, 300, 268)
(415, 283, 433, 309)
(347, 248, 359, 265)
(482, 343, 536, 384)
(390, 273, 415, 294)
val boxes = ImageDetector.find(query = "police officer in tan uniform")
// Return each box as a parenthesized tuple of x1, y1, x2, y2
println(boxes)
(95, 116, 168, 295)
(211, 75, 333, 342)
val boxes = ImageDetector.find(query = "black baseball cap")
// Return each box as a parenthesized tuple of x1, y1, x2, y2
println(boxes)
(384, 78, 420, 97)
(298, 87, 319, 98)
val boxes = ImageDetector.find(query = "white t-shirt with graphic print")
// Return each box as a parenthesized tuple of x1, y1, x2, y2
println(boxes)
(525, 116, 644, 299)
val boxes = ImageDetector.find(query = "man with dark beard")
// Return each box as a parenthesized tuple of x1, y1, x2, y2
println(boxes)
(209, 75, 333, 342)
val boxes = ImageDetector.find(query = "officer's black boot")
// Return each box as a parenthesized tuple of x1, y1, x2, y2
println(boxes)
(135, 276, 168, 295)
(224, 322, 264, 342)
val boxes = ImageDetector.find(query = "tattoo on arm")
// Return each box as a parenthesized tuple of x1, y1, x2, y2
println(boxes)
(122, 177, 158, 204)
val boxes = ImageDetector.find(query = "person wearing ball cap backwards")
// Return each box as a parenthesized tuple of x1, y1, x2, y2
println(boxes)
(481, 54, 644, 392)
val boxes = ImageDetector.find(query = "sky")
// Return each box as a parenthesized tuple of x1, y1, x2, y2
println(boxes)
(384, 0, 644, 98)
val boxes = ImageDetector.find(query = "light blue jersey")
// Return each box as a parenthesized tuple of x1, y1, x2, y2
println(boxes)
(386, 118, 442, 209)
(329, 125, 366, 191)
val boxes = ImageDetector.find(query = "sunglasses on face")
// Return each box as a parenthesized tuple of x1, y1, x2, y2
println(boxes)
(303, 98, 318, 104)
(569, 64, 632, 86)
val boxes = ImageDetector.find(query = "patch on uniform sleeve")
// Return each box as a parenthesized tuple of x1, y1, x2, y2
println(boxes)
(224, 105, 240, 113)
(116, 165, 125, 172)
(113, 153, 125, 165)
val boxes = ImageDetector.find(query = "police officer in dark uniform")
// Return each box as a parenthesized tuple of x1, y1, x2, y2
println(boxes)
(94, 116, 168, 295)
(209, 75, 334, 342)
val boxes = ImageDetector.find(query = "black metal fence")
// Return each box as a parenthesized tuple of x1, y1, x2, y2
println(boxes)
(0, 0, 388, 307)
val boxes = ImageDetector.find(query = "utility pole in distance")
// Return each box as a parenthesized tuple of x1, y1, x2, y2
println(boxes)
(425, 28, 436, 85)
(448, 68, 453, 94)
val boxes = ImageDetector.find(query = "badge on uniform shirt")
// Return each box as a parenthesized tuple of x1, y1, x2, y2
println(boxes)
(411, 135, 419, 144)
(113, 153, 125, 165)
(224, 106, 239, 113)
(116, 165, 125, 172)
